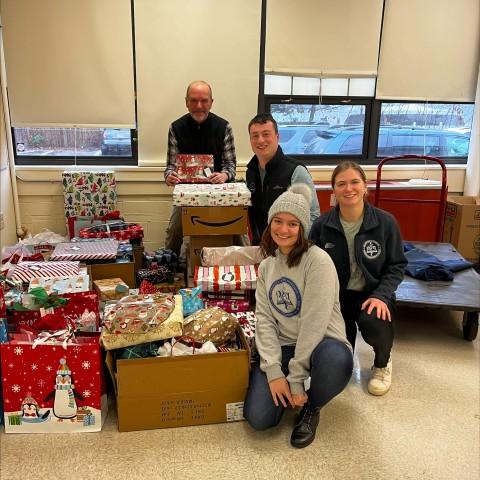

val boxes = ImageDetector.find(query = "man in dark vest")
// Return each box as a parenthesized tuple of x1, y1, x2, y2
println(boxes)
(164, 80, 236, 254)
(246, 113, 320, 245)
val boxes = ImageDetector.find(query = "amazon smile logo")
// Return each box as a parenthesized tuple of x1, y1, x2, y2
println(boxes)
(190, 216, 243, 227)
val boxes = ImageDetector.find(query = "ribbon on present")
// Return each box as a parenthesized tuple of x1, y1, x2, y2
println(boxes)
(32, 325, 76, 350)
(12, 287, 68, 311)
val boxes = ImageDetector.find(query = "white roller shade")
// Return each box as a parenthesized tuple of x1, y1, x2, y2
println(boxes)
(1, 0, 135, 127)
(266, 0, 383, 77)
(135, 0, 261, 166)
(376, 0, 480, 101)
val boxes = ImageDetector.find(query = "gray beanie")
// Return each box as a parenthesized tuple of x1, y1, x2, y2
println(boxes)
(267, 183, 312, 236)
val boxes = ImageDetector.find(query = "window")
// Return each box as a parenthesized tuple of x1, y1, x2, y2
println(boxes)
(264, 78, 474, 164)
(375, 102, 474, 160)
(266, 96, 371, 159)
(13, 127, 137, 166)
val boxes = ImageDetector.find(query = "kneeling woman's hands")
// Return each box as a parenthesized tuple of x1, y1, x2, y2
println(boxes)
(361, 297, 391, 322)
(269, 378, 294, 408)
(269, 378, 308, 408)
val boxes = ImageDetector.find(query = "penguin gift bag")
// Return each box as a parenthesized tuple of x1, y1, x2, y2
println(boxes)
(0, 333, 107, 433)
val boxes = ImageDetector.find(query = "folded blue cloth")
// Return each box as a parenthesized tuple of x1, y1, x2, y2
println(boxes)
(403, 244, 473, 281)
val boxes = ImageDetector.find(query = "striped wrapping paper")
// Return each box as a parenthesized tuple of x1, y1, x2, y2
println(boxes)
(11, 261, 80, 282)
(50, 239, 119, 261)
(194, 264, 258, 292)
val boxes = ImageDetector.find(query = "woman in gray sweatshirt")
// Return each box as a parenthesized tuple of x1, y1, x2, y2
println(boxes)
(243, 183, 353, 449)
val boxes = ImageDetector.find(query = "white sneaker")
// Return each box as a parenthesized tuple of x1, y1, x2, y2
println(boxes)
(368, 358, 392, 396)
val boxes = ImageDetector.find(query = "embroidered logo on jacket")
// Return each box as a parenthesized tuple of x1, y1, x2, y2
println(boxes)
(324, 242, 335, 249)
(269, 277, 301, 317)
(363, 240, 381, 259)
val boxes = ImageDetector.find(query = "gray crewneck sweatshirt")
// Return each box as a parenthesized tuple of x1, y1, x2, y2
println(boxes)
(255, 245, 351, 395)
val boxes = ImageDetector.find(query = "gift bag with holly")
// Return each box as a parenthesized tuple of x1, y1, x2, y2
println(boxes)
(1, 332, 107, 433)
(10, 289, 100, 333)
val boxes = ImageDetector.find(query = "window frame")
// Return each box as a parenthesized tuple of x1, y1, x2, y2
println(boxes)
(12, 127, 138, 167)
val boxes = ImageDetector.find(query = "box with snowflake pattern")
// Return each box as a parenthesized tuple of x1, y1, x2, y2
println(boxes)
(0, 334, 107, 433)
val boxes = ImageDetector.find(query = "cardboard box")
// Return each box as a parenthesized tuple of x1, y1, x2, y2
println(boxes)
(189, 235, 234, 271)
(133, 245, 144, 272)
(88, 262, 136, 289)
(442, 196, 480, 262)
(106, 330, 249, 432)
(182, 206, 247, 236)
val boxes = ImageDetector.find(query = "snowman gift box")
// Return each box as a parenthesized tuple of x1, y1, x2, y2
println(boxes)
(0, 334, 107, 433)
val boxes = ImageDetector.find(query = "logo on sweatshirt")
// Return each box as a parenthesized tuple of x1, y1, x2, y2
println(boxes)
(363, 240, 381, 259)
(269, 277, 301, 317)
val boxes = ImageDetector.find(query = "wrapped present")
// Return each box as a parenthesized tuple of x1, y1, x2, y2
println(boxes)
(0, 284, 5, 318)
(67, 211, 123, 239)
(175, 154, 213, 183)
(10, 261, 80, 283)
(79, 222, 144, 244)
(172, 182, 251, 207)
(232, 311, 257, 339)
(179, 286, 204, 316)
(93, 278, 129, 301)
(0, 333, 107, 433)
(203, 298, 250, 313)
(28, 275, 90, 295)
(201, 245, 264, 267)
(183, 306, 238, 347)
(100, 294, 183, 351)
(136, 266, 173, 286)
(63, 171, 117, 219)
(143, 248, 178, 270)
(0, 318, 8, 343)
(50, 240, 118, 262)
(10, 291, 100, 333)
(194, 265, 258, 292)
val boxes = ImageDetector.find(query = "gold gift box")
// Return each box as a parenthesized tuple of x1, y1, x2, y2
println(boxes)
(93, 278, 129, 300)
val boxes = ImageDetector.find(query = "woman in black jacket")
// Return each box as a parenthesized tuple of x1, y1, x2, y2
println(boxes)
(309, 161, 406, 396)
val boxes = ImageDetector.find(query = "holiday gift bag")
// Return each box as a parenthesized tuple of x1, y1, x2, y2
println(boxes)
(182, 306, 239, 347)
(11, 291, 100, 333)
(201, 246, 264, 267)
(194, 265, 259, 292)
(100, 294, 183, 350)
(0, 333, 107, 433)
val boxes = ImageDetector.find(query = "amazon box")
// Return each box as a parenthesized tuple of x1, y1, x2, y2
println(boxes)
(106, 329, 249, 431)
(182, 206, 247, 236)
(443, 196, 480, 263)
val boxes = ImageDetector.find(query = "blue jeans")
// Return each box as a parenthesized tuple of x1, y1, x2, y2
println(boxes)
(243, 338, 353, 431)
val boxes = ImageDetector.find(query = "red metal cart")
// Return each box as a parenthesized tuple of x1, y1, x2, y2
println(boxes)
(374, 155, 448, 242)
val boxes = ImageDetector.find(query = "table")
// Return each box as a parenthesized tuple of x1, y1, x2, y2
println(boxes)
(396, 242, 480, 341)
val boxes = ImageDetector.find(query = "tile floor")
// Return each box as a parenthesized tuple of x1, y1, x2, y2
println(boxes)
(0, 307, 478, 480)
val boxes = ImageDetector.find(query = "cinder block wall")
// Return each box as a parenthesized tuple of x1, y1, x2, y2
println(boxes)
(16, 165, 466, 250)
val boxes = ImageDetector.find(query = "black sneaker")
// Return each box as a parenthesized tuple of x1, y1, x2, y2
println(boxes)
(290, 404, 320, 449)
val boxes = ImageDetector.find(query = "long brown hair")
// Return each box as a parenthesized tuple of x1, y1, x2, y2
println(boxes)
(260, 222, 311, 268)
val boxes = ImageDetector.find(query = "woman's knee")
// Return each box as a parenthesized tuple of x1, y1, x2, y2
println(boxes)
(311, 338, 353, 369)
(243, 398, 281, 431)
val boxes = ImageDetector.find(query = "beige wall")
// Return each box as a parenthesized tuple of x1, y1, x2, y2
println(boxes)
(15, 164, 466, 251)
